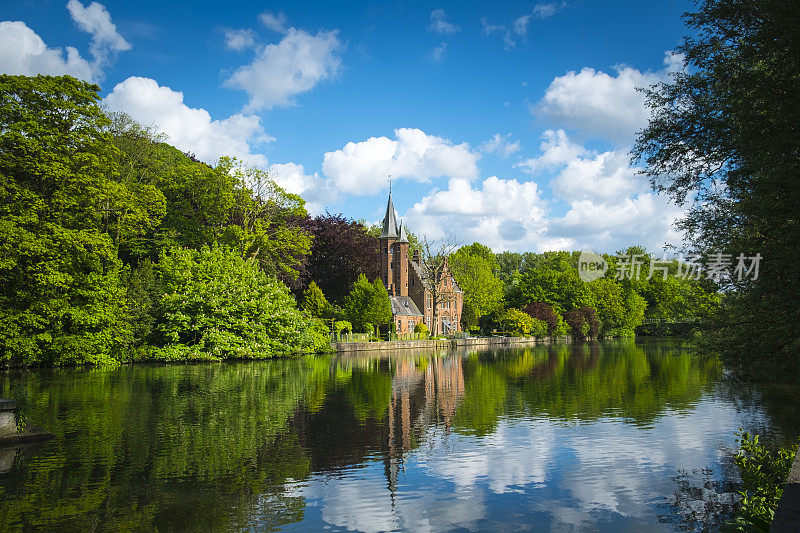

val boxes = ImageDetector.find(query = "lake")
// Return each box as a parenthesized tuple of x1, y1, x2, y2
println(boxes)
(1, 339, 799, 531)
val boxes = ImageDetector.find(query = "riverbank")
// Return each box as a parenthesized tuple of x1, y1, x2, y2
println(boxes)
(331, 335, 568, 352)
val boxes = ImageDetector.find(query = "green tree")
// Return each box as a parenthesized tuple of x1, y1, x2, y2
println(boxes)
(632, 0, 800, 381)
(500, 308, 536, 336)
(301, 281, 331, 318)
(218, 158, 311, 282)
(343, 274, 391, 333)
(152, 246, 318, 360)
(505, 252, 592, 314)
(365, 278, 393, 334)
(450, 244, 503, 321)
(0, 75, 133, 365)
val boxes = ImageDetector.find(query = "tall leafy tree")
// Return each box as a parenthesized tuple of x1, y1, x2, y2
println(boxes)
(450, 243, 503, 322)
(297, 214, 379, 304)
(632, 0, 800, 380)
(505, 252, 593, 314)
(366, 278, 393, 333)
(0, 75, 132, 365)
(343, 274, 381, 333)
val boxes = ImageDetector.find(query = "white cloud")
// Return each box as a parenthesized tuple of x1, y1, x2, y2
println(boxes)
(512, 14, 531, 35)
(225, 27, 343, 111)
(518, 129, 588, 172)
(66, 0, 130, 75)
(0, 21, 93, 80)
(479, 133, 521, 158)
(553, 193, 684, 253)
(482, 2, 565, 49)
(404, 176, 556, 251)
(428, 9, 460, 35)
(103, 76, 271, 168)
(402, 128, 683, 253)
(518, 130, 684, 251)
(429, 42, 447, 62)
(322, 128, 480, 196)
(268, 162, 331, 214)
(223, 28, 257, 51)
(481, 16, 528, 49)
(259, 11, 288, 33)
(535, 52, 683, 143)
(533, 1, 567, 19)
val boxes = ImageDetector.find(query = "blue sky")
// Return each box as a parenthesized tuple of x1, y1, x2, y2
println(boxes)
(1, 0, 694, 253)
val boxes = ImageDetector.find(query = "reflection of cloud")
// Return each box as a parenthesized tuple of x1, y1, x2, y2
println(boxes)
(261, 367, 766, 531)
(293, 462, 486, 532)
(425, 420, 554, 493)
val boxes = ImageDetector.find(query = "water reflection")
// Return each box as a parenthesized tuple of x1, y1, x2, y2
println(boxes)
(0, 340, 797, 531)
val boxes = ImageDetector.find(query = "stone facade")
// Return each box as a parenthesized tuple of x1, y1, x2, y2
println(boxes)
(379, 192, 463, 335)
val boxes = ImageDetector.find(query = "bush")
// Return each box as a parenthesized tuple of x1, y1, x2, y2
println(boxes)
(521, 302, 560, 335)
(334, 320, 352, 335)
(304, 317, 333, 353)
(414, 323, 429, 338)
(500, 308, 536, 336)
(731, 431, 799, 531)
(151, 246, 318, 360)
(530, 318, 548, 338)
(563, 307, 599, 339)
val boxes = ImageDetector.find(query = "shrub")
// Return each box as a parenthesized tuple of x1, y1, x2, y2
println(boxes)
(500, 308, 536, 336)
(563, 307, 599, 339)
(152, 246, 317, 360)
(414, 323, 429, 338)
(521, 302, 560, 335)
(334, 320, 352, 335)
(530, 318, 548, 338)
(731, 431, 799, 531)
(303, 317, 333, 353)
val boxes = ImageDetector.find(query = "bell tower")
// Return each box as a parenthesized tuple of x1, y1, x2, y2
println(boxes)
(379, 191, 399, 295)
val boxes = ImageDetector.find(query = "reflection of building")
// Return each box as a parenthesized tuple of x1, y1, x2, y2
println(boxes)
(379, 192, 463, 334)
(384, 355, 465, 492)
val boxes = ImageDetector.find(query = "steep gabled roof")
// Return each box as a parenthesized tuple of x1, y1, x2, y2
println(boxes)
(390, 296, 423, 317)
(409, 258, 463, 294)
(380, 192, 399, 238)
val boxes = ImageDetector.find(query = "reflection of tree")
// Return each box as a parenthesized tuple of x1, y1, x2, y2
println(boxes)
(0, 342, 729, 530)
(0, 361, 325, 531)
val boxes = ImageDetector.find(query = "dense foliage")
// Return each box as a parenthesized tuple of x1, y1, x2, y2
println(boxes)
(0, 75, 325, 365)
(731, 431, 799, 531)
(295, 213, 380, 304)
(150, 246, 326, 360)
(343, 274, 392, 333)
(0, 75, 133, 365)
(632, 0, 800, 381)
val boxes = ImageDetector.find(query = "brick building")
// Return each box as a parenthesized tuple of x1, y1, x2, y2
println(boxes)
(379, 192, 463, 335)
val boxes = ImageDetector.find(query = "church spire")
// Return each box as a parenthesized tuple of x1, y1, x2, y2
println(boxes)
(397, 219, 409, 243)
(380, 190, 399, 238)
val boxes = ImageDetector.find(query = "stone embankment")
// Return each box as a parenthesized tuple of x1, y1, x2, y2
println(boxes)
(330, 336, 566, 352)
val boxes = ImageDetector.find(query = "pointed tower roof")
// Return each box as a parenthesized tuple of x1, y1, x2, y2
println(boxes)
(397, 219, 409, 243)
(380, 192, 399, 238)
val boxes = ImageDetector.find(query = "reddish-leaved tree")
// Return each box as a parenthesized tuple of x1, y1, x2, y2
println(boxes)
(293, 213, 380, 304)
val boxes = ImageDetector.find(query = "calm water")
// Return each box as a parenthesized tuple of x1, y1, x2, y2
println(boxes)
(2, 339, 799, 532)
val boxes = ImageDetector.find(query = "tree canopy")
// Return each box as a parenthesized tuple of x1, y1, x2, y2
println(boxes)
(632, 0, 800, 381)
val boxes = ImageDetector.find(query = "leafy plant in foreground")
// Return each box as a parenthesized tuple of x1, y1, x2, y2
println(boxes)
(730, 431, 798, 532)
